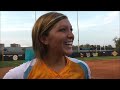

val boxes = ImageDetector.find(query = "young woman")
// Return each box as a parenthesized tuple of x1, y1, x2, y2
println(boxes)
(3, 12, 91, 79)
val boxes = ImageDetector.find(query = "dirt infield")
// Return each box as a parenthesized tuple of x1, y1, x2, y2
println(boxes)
(0, 67, 14, 79)
(0, 60, 120, 79)
(85, 60, 120, 79)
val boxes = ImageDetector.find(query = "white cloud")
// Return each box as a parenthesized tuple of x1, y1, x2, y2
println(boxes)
(1, 23, 34, 32)
(103, 11, 119, 24)
(1, 27, 31, 32)
(71, 11, 119, 32)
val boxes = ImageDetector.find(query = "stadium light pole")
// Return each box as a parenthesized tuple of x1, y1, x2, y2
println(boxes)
(118, 11, 120, 54)
(0, 11, 4, 61)
(77, 11, 80, 53)
(0, 11, 1, 43)
(35, 11, 36, 22)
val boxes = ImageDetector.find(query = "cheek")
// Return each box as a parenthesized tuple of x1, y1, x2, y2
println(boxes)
(48, 35, 64, 49)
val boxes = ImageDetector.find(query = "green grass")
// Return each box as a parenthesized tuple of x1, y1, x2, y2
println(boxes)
(0, 56, 120, 68)
(77, 56, 120, 61)
(0, 60, 25, 68)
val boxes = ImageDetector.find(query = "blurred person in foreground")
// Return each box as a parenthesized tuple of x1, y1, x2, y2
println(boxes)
(3, 12, 91, 79)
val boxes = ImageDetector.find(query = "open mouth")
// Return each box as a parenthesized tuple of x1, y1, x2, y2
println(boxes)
(65, 41, 73, 48)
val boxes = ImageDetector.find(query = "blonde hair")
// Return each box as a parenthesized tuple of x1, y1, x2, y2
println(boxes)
(32, 12, 67, 59)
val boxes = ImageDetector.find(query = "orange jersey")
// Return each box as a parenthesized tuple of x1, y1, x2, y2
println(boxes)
(27, 57, 90, 79)
(3, 56, 91, 79)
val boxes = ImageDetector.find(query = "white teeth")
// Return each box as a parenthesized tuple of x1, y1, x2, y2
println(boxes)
(66, 42, 73, 44)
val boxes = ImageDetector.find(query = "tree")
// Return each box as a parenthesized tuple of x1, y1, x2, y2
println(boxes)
(107, 45, 113, 50)
(113, 37, 120, 53)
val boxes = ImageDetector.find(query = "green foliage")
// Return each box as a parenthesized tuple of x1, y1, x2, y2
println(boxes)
(77, 56, 120, 61)
(0, 56, 120, 68)
(113, 37, 120, 52)
(0, 60, 25, 68)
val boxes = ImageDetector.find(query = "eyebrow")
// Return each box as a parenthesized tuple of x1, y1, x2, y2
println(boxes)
(58, 25, 72, 29)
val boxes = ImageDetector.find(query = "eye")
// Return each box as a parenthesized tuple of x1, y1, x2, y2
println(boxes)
(59, 28, 66, 32)
(70, 28, 73, 32)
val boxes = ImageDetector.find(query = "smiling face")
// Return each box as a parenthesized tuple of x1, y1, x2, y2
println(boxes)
(42, 18, 74, 56)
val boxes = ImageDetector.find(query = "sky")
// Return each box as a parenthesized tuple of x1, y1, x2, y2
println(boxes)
(0, 11, 119, 47)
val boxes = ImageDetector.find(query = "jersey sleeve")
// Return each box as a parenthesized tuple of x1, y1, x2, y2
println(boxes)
(67, 56, 91, 79)
(3, 59, 36, 79)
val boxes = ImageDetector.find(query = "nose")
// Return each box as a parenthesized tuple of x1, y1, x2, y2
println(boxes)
(67, 30, 74, 40)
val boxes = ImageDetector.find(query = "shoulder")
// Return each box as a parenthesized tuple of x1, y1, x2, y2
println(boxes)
(66, 56, 88, 66)
(3, 59, 36, 79)
(66, 56, 91, 79)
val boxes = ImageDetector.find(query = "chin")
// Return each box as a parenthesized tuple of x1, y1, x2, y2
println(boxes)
(64, 50, 73, 56)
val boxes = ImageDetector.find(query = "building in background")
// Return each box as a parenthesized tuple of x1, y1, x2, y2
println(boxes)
(0, 43, 4, 48)
(10, 43, 21, 47)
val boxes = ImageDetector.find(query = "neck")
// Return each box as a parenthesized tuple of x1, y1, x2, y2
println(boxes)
(43, 51, 66, 67)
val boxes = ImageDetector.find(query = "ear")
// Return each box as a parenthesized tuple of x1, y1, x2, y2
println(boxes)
(39, 36, 48, 45)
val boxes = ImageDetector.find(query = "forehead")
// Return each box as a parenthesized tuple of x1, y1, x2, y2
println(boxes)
(54, 19, 72, 28)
